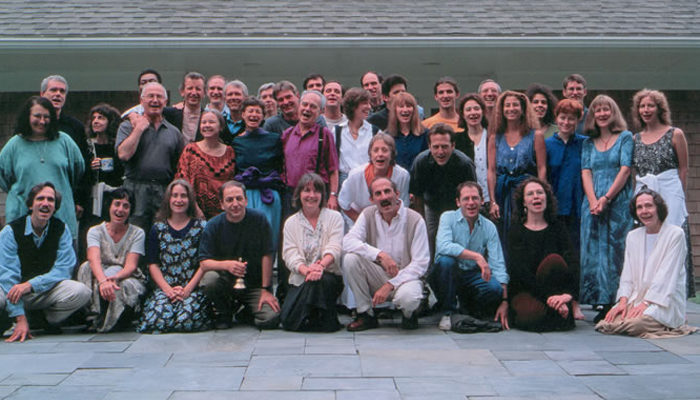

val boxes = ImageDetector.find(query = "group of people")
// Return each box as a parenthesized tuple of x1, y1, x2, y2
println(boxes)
(0, 69, 695, 342)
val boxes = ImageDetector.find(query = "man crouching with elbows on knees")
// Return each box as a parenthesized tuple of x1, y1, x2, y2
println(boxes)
(343, 177, 429, 331)
(0, 182, 90, 342)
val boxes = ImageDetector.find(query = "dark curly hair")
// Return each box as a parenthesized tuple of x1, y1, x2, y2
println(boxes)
(512, 177, 558, 225)
(525, 83, 558, 126)
(87, 103, 121, 143)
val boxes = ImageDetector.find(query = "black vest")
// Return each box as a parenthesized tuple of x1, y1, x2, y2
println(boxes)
(10, 216, 65, 282)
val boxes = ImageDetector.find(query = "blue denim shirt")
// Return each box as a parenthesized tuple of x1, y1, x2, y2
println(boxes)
(435, 210, 508, 284)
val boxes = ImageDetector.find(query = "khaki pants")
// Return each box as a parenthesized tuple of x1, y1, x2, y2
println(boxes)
(343, 253, 423, 318)
(0, 280, 91, 325)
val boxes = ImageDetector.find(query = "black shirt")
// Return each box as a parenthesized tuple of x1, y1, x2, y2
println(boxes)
(507, 221, 579, 302)
(367, 107, 388, 131)
(93, 142, 124, 188)
(58, 113, 90, 209)
(409, 149, 476, 213)
(198, 209, 274, 288)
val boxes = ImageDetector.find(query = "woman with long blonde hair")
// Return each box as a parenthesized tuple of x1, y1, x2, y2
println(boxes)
(385, 92, 427, 170)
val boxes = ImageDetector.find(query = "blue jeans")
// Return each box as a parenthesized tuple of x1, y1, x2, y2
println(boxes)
(432, 256, 503, 316)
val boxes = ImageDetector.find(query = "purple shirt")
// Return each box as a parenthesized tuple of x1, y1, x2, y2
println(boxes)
(282, 123, 338, 188)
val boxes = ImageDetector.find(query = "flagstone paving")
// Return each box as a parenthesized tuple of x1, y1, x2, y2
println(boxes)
(0, 302, 698, 399)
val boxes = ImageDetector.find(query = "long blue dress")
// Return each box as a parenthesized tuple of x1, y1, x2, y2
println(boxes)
(495, 130, 537, 247)
(231, 128, 284, 248)
(579, 131, 634, 305)
(137, 219, 212, 333)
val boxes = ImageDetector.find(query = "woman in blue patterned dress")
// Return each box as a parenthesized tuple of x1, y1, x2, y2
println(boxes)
(580, 95, 635, 323)
(487, 91, 546, 247)
(137, 179, 211, 333)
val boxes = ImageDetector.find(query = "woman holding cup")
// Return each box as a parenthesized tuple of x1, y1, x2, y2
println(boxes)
(87, 103, 124, 217)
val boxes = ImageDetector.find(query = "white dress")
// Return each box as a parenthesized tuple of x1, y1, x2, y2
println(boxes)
(617, 222, 686, 328)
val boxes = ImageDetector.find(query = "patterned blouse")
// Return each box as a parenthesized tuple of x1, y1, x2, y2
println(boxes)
(633, 128, 678, 177)
(176, 142, 236, 219)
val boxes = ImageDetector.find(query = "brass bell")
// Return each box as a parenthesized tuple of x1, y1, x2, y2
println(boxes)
(233, 257, 246, 290)
(233, 277, 246, 290)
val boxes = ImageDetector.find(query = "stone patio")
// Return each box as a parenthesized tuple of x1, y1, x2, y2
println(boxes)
(0, 302, 698, 400)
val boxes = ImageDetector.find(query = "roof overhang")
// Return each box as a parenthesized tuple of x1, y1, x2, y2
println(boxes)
(2, 36, 699, 49)
(1, 36, 699, 93)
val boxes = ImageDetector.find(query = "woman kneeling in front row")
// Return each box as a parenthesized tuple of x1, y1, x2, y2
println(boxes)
(507, 177, 583, 332)
(596, 189, 697, 338)
(280, 173, 345, 332)
(77, 188, 146, 332)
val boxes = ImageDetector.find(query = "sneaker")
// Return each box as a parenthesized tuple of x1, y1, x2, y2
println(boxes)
(401, 313, 419, 330)
(438, 314, 451, 331)
(2, 322, 16, 337)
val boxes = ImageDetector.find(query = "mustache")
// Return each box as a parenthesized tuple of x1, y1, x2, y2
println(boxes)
(380, 199, 393, 207)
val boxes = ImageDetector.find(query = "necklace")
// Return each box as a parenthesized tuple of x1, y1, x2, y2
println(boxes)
(598, 134, 614, 151)
(37, 140, 48, 163)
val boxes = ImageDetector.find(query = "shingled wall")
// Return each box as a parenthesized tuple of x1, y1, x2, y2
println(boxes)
(0, 89, 698, 290)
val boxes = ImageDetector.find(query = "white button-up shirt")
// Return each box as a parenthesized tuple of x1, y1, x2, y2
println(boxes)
(338, 120, 375, 174)
(343, 202, 430, 288)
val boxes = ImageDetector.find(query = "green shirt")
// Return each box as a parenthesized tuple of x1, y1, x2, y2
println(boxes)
(0, 132, 84, 238)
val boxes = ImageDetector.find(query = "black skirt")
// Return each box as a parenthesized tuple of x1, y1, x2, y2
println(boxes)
(280, 272, 343, 332)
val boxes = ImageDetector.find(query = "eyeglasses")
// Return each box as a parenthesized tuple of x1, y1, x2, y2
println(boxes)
(142, 93, 165, 100)
(31, 113, 51, 120)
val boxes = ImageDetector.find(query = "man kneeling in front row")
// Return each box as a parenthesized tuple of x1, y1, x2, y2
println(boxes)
(198, 180, 280, 329)
(432, 181, 509, 331)
(0, 182, 91, 342)
(343, 177, 429, 331)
